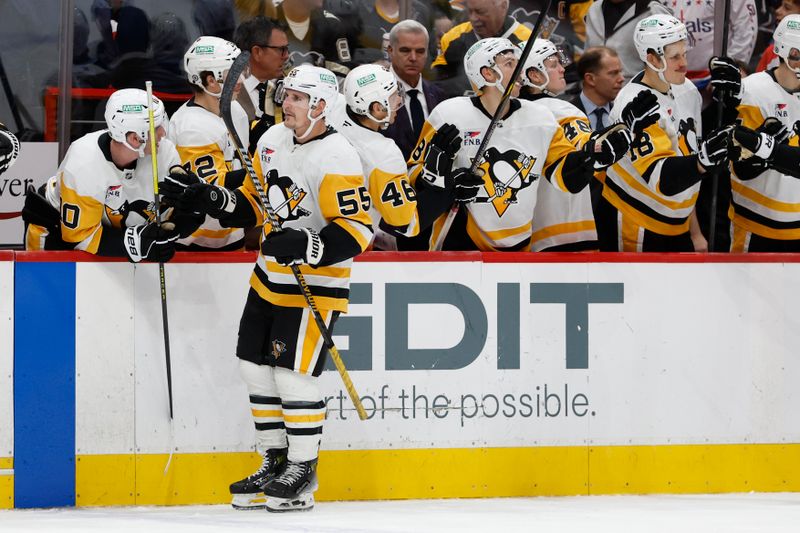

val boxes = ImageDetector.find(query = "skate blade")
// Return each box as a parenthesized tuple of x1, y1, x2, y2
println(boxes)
(231, 493, 267, 510)
(265, 493, 315, 513)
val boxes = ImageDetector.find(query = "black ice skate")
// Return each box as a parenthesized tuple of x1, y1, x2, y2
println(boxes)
(229, 447, 287, 510)
(263, 458, 318, 512)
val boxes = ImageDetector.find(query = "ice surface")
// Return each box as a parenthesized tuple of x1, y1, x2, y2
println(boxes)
(2, 493, 799, 533)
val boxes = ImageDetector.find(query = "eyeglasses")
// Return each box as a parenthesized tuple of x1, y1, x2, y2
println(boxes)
(257, 43, 290, 55)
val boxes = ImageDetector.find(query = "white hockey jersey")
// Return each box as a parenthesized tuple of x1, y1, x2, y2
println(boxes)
(249, 124, 373, 312)
(528, 97, 598, 252)
(334, 110, 420, 250)
(168, 99, 249, 250)
(409, 97, 578, 250)
(731, 71, 800, 240)
(603, 75, 703, 236)
(26, 130, 181, 253)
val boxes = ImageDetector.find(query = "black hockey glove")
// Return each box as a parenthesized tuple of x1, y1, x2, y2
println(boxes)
(757, 117, 791, 145)
(421, 123, 462, 188)
(583, 123, 633, 170)
(260, 227, 324, 266)
(158, 165, 204, 209)
(449, 167, 484, 203)
(124, 221, 179, 263)
(697, 125, 734, 170)
(620, 90, 660, 143)
(0, 125, 20, 175)
(161, 166, 237, 219)
(731, 125, 778, 162)
(165, 208, 205, 239)
(709, 56, 743, 126)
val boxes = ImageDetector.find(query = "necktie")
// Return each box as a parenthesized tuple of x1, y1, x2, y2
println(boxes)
(593, 107, 607, 130)
(255, 82, 268, 116)
(407, 89, 425, 140)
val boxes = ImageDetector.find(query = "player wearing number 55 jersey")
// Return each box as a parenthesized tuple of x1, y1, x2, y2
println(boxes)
(597, 14, 734, 252)
(160, 64, 371, 513)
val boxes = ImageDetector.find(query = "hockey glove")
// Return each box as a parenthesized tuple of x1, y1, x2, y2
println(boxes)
(260, 227, 324, 266)
(164, 208, 205, 239)
(449, 167, 484, 203)
(757, 117, 791, 145)
(697, 126, 734, 170)
(620, 90, 660, 142)
(0, 125, 20, 174)
(731, 125, 778, 162)
(709, 56, 743, 126)
(583, 123, 633, 170)
(421, 123, 462, 188)
(159, 165, 203, 201)
(124, 221, 179, 263)
(160, 166, 237, 219)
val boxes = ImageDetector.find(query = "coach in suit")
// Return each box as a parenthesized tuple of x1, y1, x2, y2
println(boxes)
(383, 20, 445, 161)
(570, 46, 625, 131)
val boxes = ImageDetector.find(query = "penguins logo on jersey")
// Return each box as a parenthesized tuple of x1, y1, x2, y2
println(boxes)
(271, 339, 287, 360)
(107, 199, 156, 227)
(677, 118, 699, 155)
(474, 147, 537, 216)
(266, 168, 311, 221)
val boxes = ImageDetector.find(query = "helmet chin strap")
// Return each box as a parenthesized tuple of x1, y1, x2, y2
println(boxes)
(366, 103, 391, 130)
(296, 103, 323, 140)
(646, 54, 670, 86)
(530, 70, 556, 96)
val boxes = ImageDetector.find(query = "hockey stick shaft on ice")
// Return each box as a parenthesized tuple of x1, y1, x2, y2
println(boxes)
(145, 81, 174, 420)
(431, 0, 553, 250)
(220, 54, 368, 421)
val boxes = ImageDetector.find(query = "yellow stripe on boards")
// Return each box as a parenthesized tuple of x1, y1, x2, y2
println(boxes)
(72, 444, 800, 507)
(0, 457, 12, 509)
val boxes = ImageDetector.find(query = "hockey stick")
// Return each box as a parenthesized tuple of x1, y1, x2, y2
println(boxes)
(707, 0, 732, 252)
(220, 53, 368, 421)
(431, 0, 552, 250)
(145, 81, 175, 421)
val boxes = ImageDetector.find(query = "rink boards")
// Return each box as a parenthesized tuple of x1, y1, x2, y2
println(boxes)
(2, 251, 800, 508)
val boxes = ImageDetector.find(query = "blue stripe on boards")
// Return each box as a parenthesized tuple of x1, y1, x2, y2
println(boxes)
(14, 261, 76, 508)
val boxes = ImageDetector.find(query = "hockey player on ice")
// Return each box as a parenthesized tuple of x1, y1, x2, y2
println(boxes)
(160, 64, 372, 512)
(23, 89, 186, 262)
(167, 35, 251, 251)
(408, 37, 633, 251)
(723, 14, 800, 251)
(595, 14, 734, 252)
(518, 38, 661, 252)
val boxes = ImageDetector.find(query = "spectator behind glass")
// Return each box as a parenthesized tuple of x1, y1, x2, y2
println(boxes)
(432, 0, 531, 97)
(151, 13, 190, 79)
(661, 0, 757, 88)
(194, 0, 237, 41)
(95, 6, 193, 94)
(383, 20, 446, 250)
(571, 47, 625, 131)
(90, 0, 129, 69)
(350, 0, 432, 64)
(757, 0, 800, 72)
(585, 0, 671, 82)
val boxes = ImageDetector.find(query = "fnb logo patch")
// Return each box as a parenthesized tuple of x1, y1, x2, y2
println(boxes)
(776, 103, 788, 118)
(261, 146, 275, 164)
(464, 131, 482, 146)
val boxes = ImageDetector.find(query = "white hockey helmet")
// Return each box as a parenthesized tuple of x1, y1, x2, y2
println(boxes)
(184, 36, 241, 97)
(282, 64, 340, 139)
(464, 37, 521, 92)
(519, 38, 567, 95)
(104, 88, 166, 157)
(774, 14, 800, 77)
(344, 64, 402, 130)
(633, 14, 688, 74)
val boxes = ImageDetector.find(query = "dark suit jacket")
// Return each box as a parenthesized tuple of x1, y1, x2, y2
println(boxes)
(381, 81, 445, 161)
(569, 92, 587, 114)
